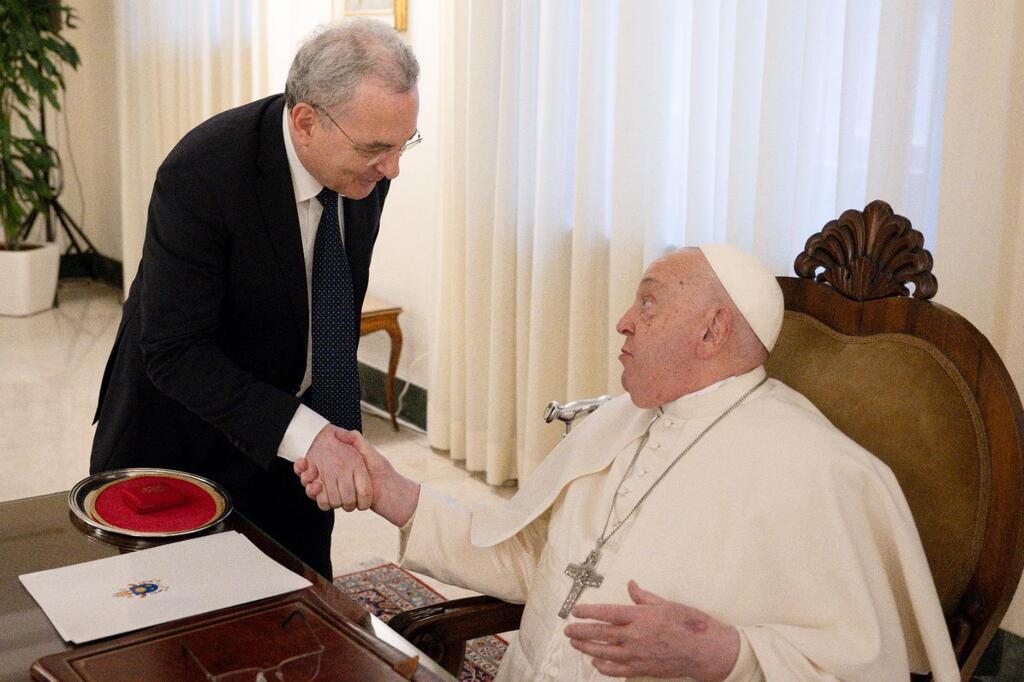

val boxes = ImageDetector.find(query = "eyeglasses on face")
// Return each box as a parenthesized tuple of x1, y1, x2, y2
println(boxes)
(314, 104, 422, 167)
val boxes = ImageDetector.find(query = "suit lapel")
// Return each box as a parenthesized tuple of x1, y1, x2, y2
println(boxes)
(255, 96, 308, 353)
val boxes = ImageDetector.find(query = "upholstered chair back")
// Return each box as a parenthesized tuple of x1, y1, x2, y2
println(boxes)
(764, 200, 1024, 679)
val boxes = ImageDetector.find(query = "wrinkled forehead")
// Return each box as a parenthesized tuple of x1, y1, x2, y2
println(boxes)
(641, 249, 714, 291)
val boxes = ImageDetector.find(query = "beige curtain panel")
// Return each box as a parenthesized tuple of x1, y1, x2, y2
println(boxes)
(427, 0, 955, 484)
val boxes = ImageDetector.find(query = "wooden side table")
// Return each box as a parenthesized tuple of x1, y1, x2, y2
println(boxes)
(360, 296, 403, 431)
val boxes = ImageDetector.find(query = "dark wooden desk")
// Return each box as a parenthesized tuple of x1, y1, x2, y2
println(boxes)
(0, 493, 454, 682)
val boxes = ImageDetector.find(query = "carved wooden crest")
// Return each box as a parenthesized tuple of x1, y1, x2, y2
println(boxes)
(793, 200, 937, 301)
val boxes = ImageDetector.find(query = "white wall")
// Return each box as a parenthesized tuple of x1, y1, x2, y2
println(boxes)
(934, 0, 1023, 341)
(358, 0, 440, 392)
(44, 0, 121, 262)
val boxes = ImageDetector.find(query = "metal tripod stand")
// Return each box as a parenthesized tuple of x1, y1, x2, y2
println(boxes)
(18, 98, 99, 280)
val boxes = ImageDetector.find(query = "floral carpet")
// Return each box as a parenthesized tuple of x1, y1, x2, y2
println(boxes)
(334, 563, 506, 681)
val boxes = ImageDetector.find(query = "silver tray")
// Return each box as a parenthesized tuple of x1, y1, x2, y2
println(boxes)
(68, 468, 233, 549)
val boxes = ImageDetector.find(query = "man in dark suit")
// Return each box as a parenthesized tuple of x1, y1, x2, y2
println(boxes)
(90, 18, 420, 579)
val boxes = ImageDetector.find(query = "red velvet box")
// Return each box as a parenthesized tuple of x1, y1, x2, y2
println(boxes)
(119, 477, 187, 514)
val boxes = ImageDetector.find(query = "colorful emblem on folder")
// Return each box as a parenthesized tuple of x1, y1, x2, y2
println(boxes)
(114, 579, 167, 599)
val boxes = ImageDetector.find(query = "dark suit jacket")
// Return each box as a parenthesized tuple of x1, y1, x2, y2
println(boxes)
(91, 95, 387, 525)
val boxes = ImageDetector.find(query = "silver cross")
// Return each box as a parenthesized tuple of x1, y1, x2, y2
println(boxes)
(559, 547, 604, 618)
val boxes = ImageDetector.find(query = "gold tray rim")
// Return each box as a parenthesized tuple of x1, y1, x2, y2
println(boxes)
(68, 468, 233, 539)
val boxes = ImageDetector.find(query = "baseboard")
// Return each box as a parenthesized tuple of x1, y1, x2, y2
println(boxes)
(358, 362, 427, 430)
(973, 627, 1024, 680)
(59, 252, 123, 288)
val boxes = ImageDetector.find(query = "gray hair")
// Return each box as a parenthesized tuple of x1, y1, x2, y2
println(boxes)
(284, 18, 419, 113)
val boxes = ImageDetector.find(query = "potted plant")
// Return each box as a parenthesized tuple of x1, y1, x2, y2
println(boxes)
(0, 1, 79, 316)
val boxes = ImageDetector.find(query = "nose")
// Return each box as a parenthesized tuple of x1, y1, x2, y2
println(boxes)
(373, 151, 401, 180)
(616, 307, 634, 336)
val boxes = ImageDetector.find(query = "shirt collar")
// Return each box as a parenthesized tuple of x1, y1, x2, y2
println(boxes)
(282, 106, 323, 204)
(680, 374, 737, 400)
(659, 366, 767, 420)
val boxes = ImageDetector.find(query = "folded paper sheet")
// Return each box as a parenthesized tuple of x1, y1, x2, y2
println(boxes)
(19, 531, 311, 643)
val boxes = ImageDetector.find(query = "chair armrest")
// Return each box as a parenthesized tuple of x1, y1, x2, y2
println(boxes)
(389, 596, 525, 676)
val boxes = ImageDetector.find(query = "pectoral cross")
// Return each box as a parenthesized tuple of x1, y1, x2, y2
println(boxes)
(559, 547, 604, 618)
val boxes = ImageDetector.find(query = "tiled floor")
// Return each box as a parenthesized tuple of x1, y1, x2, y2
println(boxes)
(0, 279, 514, 603)
(0, 280, 124, 502)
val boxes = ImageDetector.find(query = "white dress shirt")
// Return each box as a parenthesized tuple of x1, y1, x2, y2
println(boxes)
(275, 107, 344, 462)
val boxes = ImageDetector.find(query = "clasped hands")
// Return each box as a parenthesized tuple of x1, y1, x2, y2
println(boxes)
(294, 425, 418, 526)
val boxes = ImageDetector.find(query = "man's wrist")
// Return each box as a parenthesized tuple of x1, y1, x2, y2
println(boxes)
(705, 625, 743, 682)
(375, 476, 420, 527)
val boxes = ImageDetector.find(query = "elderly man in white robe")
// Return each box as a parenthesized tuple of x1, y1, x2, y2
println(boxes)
(296, 245, 959, 681)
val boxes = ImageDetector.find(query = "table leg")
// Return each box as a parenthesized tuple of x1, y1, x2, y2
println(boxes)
(385, 321, 403, 431)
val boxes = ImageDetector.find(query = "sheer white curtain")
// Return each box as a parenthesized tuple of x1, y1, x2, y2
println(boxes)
(429, 0, 952, 483)
(115, 0, 332, 289)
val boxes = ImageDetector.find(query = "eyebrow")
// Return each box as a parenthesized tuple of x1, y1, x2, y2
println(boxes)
(358, 140, 395, 152)
(640, 275, 671, 290)
(641, 272, 690, 293)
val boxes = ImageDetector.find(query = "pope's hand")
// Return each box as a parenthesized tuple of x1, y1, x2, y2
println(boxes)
(295, 428, 420, 527)
(564, 580, 739, 681)
(294, 425, 372, 512)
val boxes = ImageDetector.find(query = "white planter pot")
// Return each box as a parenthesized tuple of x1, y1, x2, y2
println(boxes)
(0, 241, 61, 316)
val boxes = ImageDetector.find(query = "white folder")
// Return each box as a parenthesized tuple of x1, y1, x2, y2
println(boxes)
(19, 531, 311, 643)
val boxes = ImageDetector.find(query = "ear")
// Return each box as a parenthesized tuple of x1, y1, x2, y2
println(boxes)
(697, 307, 731, 358)
(289, 103, 320, 145)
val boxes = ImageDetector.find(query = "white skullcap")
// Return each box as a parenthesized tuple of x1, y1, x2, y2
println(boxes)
(698, 244, 784, 352)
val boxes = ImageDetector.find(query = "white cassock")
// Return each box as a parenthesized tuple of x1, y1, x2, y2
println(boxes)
(399, 367, 960, 681)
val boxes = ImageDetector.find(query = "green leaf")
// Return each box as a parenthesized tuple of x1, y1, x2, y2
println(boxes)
(0, 0, 81, 236)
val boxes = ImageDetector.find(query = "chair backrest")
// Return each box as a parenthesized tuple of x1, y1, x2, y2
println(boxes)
(764, 200, 1024, 678)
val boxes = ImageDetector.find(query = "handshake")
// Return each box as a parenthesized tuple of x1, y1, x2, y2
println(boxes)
(293, 425, 420, 527)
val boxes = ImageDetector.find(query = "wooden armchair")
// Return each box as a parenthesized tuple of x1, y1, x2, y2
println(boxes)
(391, 201, 1024, 680)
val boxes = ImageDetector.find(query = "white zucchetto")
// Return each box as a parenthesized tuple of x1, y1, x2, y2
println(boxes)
(698, 244, 784, 352)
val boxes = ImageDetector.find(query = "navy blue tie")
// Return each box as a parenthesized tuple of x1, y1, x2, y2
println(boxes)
(311, 187, 362, 432)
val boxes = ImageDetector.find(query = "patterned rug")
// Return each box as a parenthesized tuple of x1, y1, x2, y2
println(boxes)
(334, 563, 506, 681)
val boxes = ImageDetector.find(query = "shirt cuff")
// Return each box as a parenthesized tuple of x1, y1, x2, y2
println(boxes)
(398, 485, 462, 569)
(397, 505, 418, 559)
(276, 404, 329, 462)
(722, 627, 763, 682)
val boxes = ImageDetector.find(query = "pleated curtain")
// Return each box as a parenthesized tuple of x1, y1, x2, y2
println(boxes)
(428, 0, 953, 484)
(115, 0, 332, 290)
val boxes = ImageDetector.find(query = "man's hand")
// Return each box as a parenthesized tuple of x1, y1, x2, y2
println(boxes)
(564, 580, 740, 681)
(295, 425, 372, 513)
(295, 429, 420, 527)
